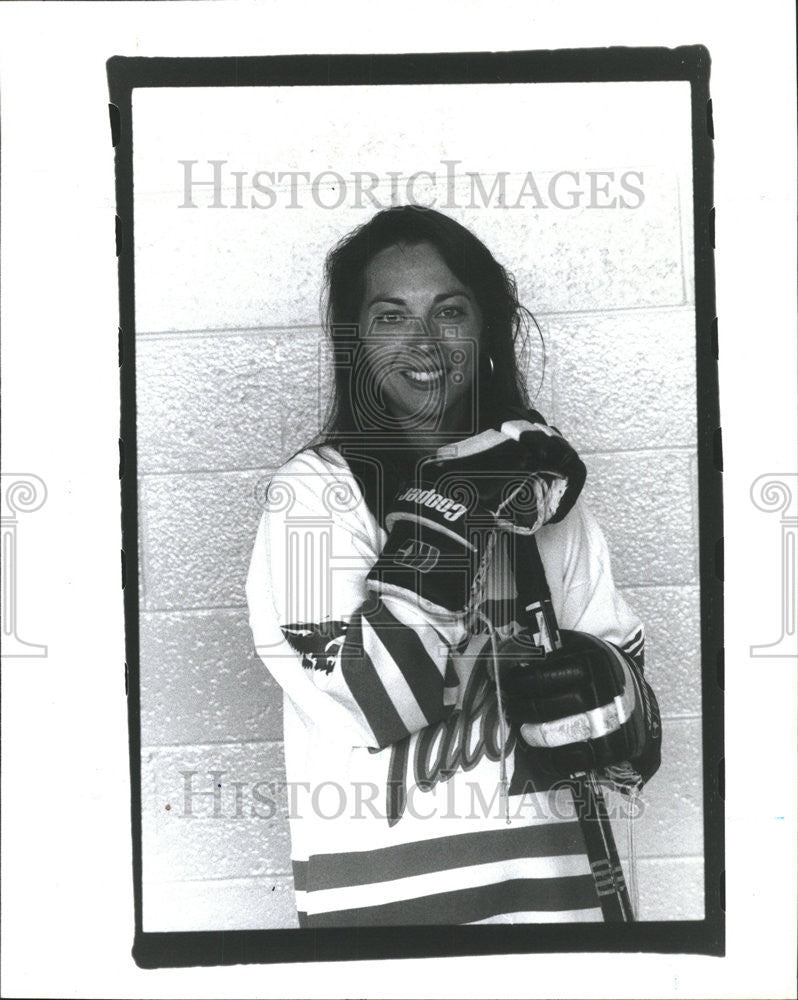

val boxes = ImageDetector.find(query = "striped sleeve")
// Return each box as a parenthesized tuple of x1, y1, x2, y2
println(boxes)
(593, 629, 662, 792)
(245, 453, 467, 750)
(618, 631, 662, 786)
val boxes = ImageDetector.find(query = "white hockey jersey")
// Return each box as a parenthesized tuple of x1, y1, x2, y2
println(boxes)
(246, 444, 653, 926)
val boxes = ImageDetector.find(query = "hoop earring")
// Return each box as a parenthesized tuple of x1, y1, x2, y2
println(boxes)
(487, 354, 495, 378)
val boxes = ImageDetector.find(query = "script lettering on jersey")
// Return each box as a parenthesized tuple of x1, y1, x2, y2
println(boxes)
(385, 653, 515, 826)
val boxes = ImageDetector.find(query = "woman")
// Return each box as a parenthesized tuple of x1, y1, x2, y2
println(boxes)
(246, 206, 661, 927)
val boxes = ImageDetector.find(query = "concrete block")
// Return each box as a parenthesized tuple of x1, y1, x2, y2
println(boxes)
(133, 82, 692, 196)
(141, 742, 292, 882)
(636, 857, 705, 921)
(689, 451, 701, 547)
(143, 875, 298, 931)
(544, 308, 697, 453)
(139, 608, 283, 746)
(135, 190, 351, 332)
(619, 585, 702, 718)
(608, 717, 704, 860)
(582, 451, 698, 587)
(134, 167, 684, 333)
(452, 168, 685, 315)
(139, 470, 267, 611)
(679, 175, 695, 306)
(136, 329, 331, 474)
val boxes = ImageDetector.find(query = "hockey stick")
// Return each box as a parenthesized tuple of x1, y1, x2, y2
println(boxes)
(507, 530, 636, 923)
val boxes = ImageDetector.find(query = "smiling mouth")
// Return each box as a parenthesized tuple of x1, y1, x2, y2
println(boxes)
(400, 367, 446, 386)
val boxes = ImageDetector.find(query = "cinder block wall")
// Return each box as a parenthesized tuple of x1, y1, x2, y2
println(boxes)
(135, 90, 701, 930)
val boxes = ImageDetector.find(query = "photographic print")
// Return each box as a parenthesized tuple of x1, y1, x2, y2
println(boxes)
(109, 48, 722, 966)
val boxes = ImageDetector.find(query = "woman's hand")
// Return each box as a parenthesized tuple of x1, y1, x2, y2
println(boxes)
(496, 628, 659, 781)
(365, 416, 586, 615)
(424, 415, 586, 534)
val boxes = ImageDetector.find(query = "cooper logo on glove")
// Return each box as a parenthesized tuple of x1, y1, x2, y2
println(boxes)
(366, 415, 586, 615)
(392, 486, 468, 523)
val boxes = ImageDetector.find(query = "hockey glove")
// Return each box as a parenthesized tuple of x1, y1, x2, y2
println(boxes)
(427, 414, 586, 535)
(366, 416, 586, 614)
(497, 629, 661, 782)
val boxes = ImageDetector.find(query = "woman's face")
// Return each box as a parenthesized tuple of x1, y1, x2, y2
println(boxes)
(357, 242, 483, 448)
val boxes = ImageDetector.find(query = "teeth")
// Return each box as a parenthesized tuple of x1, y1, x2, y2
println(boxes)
(404, 370, 444, 383)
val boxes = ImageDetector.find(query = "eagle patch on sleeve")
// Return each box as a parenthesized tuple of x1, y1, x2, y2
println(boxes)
(281, 621, 350, 674)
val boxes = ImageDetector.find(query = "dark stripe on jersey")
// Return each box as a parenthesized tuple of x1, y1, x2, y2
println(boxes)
(365, 599, 443, 723)
(297, 910, 309, 928)
(340, 616, 410, 748)
(292, 859, 308, 892)
(306, 822, 586, 891)
(306, 874, 599, 927)
(622, 630, 645, 669)
(623, 628, 644, 653)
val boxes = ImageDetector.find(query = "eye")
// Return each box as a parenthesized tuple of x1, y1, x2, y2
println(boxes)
(375, 311, 404, 324)
(437, 305, 466, 320)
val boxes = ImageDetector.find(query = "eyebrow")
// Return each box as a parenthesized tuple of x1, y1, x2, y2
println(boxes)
(366, 290, 472, 309)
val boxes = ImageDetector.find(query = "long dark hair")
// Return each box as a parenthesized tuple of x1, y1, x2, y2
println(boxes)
(305, 206, 539, 525)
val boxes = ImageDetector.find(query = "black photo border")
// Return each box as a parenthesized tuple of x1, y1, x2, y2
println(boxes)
(108, 46, 723, 969)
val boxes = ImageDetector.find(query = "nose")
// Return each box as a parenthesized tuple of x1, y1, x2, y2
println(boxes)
(383, 315, 443, 352)
(404, 314, 438, 340)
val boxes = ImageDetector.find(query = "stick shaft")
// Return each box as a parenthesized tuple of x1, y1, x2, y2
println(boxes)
(510, 531, 635, 923)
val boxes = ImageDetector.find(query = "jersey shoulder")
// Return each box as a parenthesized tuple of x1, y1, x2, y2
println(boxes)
(264, 445, 378, 538)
